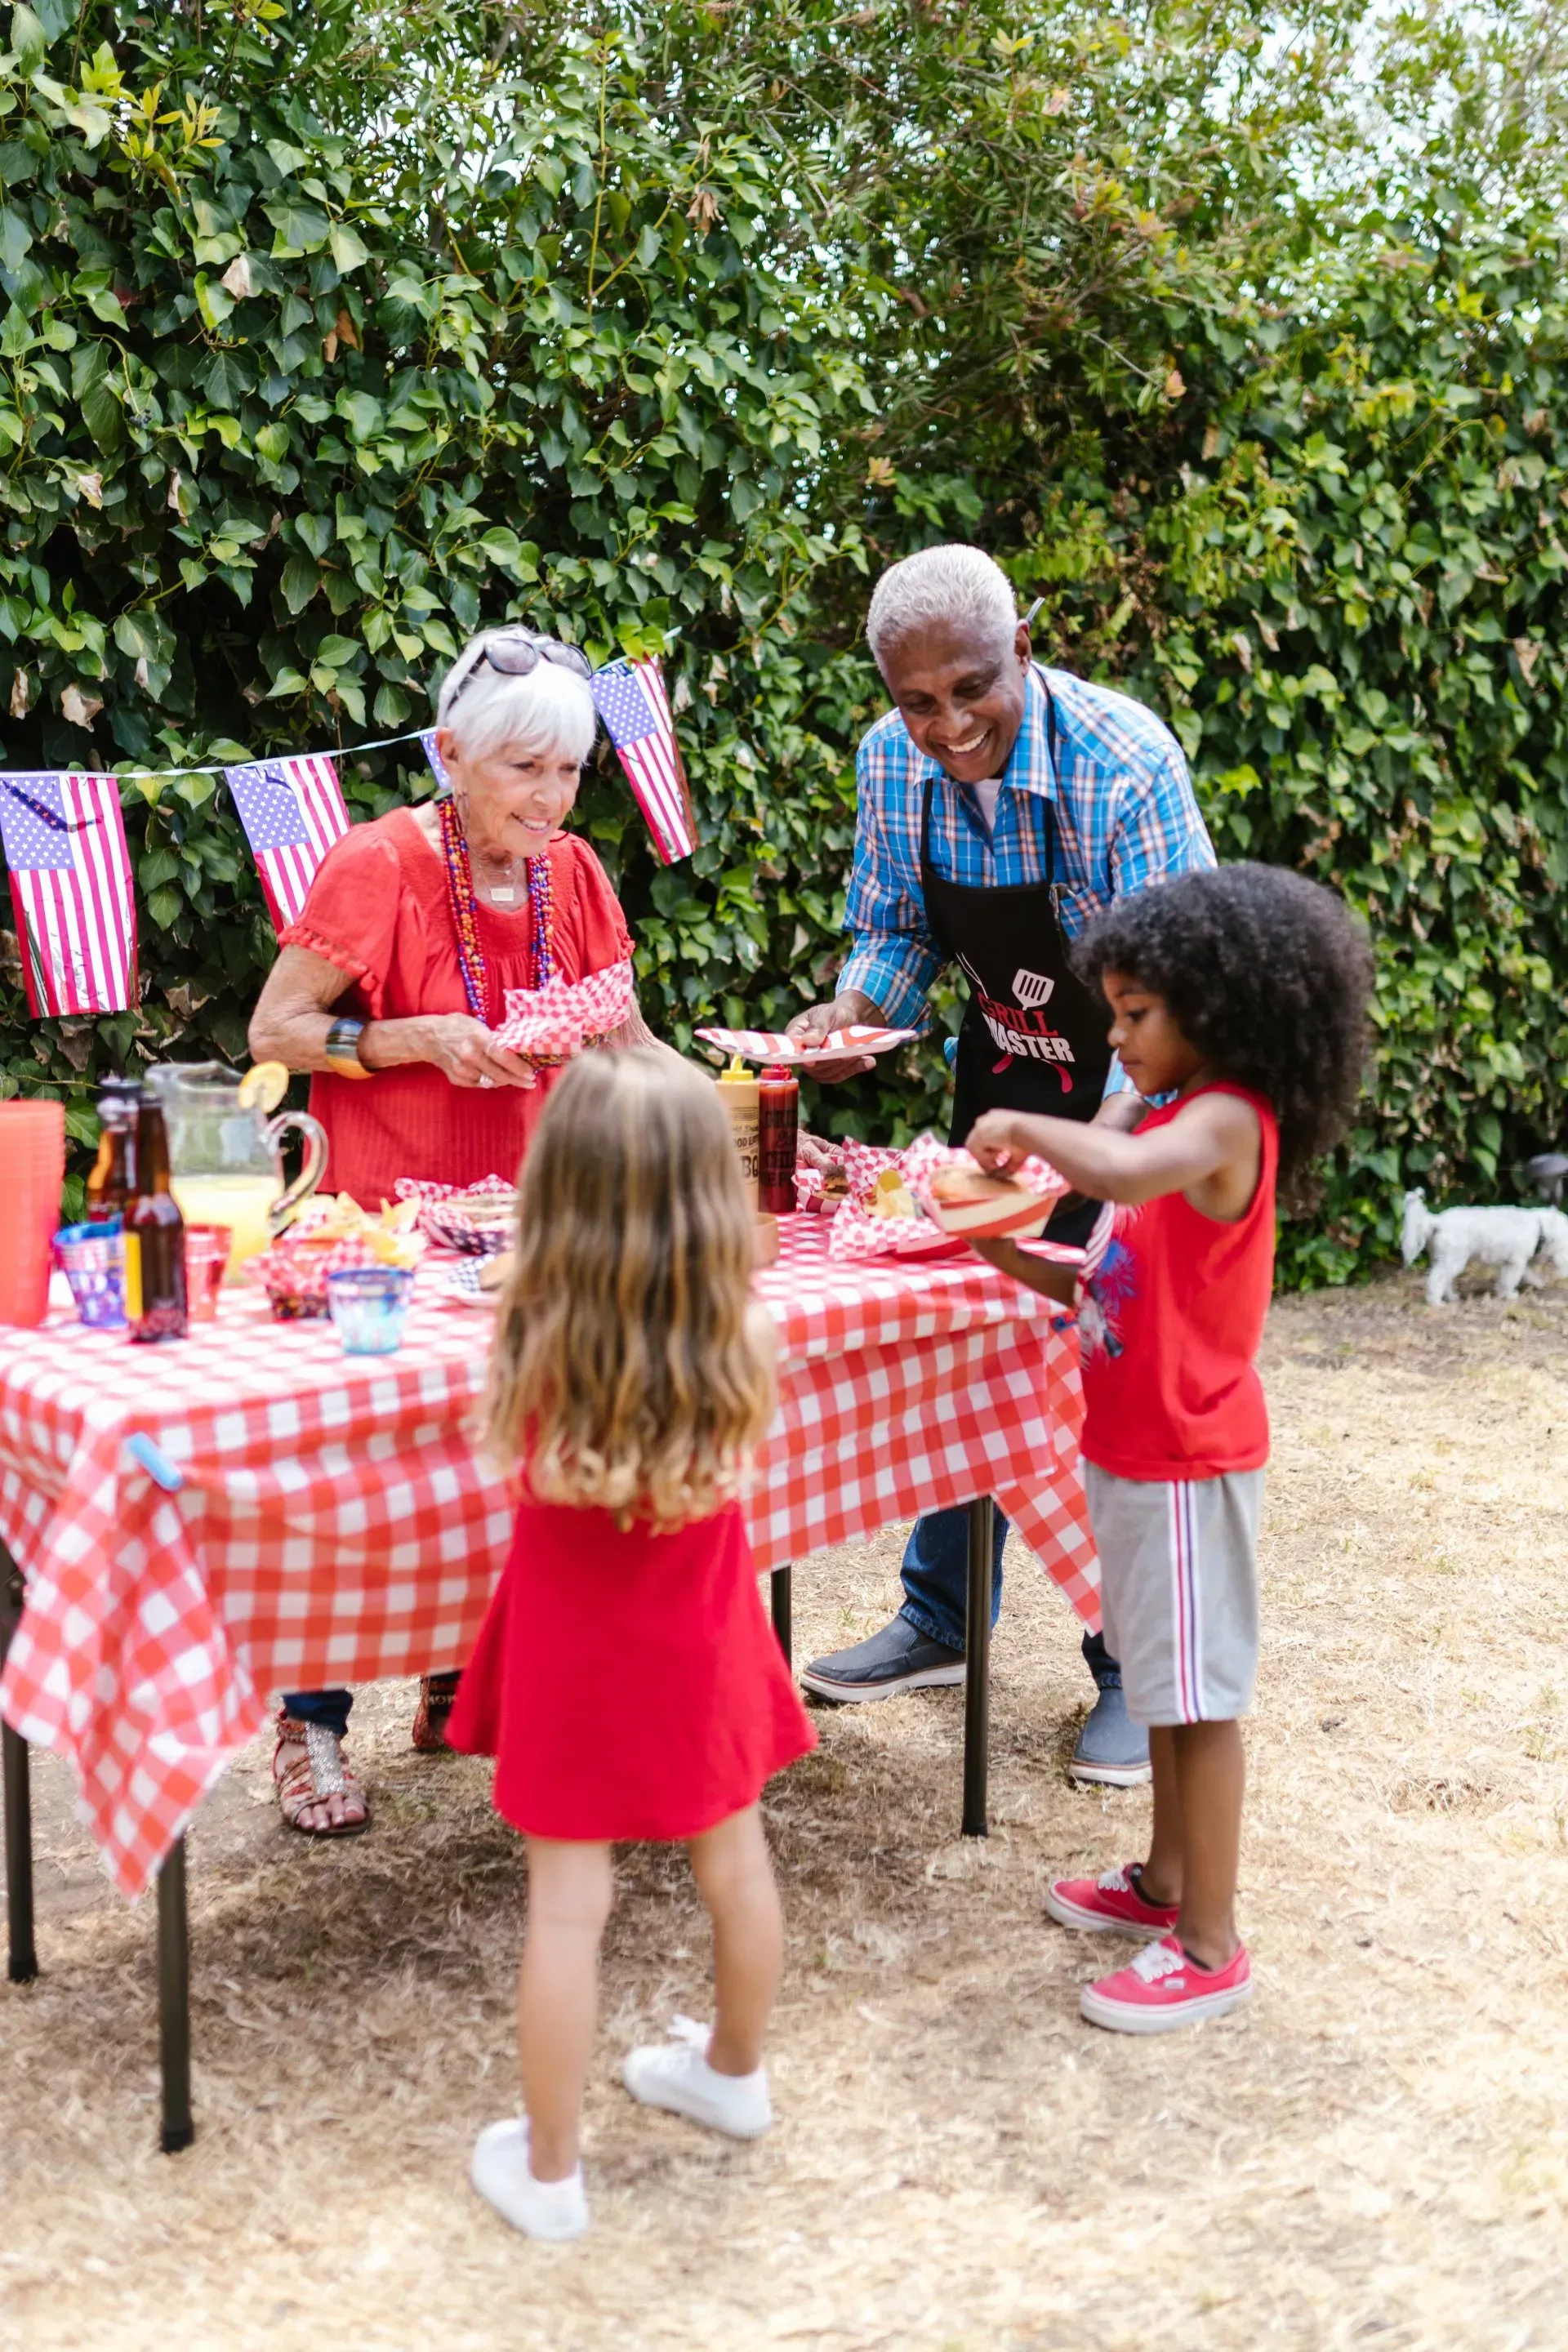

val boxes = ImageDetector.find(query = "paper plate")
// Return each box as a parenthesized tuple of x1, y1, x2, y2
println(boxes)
(434, 1261, 497, 1308)
(695, 1023, 918, 1067)
(920, 1178, 1064, 1242)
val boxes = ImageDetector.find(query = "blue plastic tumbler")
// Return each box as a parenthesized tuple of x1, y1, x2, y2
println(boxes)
(326, 1265, 415, 1355)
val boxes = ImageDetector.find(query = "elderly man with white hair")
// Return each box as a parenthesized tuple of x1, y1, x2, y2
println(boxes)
(789, 545, 1215, 1786)
(249, 622, 668, 1833)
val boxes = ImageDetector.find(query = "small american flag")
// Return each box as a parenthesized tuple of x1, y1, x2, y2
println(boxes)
(0, 772, 138, 1015)
(224, 754, 350, 932)
(590, 657, 697, 864)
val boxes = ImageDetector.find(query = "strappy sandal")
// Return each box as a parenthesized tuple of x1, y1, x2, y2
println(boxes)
(273, 1712, 371, 1836)
(411, 1671, 461, 1753)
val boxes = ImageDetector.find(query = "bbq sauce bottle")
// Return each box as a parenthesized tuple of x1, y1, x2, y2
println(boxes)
(124, 1089, 188, 1342)
(715, 1055, 761, 1209)
(758, 1064, 800, 1215)
(85, 1077, 140, 1224)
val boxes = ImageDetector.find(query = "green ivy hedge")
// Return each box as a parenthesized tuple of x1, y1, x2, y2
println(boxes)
(982, 236, 1568, 1282)
(0, 1, 1563, 1282)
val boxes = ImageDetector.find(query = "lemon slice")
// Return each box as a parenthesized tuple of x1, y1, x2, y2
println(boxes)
(238, 1060, 288, 1114)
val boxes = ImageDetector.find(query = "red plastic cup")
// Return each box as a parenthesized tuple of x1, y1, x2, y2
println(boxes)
(183, 1225, 232, 1323)
(0, 1099, 65, 1328)
(0, 1098, 68, 1126)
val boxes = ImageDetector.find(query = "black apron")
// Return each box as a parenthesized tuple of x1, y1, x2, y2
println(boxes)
(919, 668, 1112, 1246)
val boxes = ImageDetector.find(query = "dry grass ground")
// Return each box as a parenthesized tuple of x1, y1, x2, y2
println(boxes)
(3, 1263, 1567, 2352)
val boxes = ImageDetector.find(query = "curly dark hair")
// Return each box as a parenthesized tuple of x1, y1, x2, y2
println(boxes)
(1071, 863, 1375, 1212)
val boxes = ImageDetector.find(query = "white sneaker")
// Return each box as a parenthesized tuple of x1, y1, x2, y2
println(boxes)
(621, 2016, 773, 2140)
(470, 2117, 589, 2240)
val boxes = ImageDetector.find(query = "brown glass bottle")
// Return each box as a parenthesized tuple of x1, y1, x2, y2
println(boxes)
(125, 1090, 188, 1342)
(758, 1064, 800, 1214)
(85, 1078, 140, 1224)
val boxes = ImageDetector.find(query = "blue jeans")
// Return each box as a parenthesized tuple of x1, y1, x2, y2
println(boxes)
(898, 1507, 1117, 1682)
(282, 1688, 352, 1738)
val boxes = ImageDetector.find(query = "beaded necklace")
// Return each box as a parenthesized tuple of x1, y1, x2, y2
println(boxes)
(438, 795, 555, 1019)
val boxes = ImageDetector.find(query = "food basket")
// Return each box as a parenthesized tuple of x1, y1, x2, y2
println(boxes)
(248, 1235, 384, 1320)
(490, 960, 637, 1075)
(818, 1135, 969, 1263)
(422, 1199, 515, 1257)
(816, 1133, 1069, 1264)
(394, 1175, 518, 1257)
(249, 1195, 425, 1318)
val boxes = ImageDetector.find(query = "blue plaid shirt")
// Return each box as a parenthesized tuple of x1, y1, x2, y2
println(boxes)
(840, 664, 1214, 1036)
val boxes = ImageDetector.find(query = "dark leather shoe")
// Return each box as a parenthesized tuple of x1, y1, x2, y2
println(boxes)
(800, 1615, 966, 1704)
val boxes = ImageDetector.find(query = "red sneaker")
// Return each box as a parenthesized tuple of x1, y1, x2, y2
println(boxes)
(1045, 1864, 1179, 1936)
(1080, 1933, 1252, 2034)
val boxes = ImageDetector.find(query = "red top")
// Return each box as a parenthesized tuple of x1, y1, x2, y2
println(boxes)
(1078, 1083, 1278, 1481)
(279, 808, 633, 1206)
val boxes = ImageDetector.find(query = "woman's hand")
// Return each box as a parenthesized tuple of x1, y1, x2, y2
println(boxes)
(413, 1014, 541, 1089)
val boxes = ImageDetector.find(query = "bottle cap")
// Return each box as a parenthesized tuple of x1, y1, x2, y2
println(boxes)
(718, 1054, 751, 1081)
(761, 1063, 795, 1081)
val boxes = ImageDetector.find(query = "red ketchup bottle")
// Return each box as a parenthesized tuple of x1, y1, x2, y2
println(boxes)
(758, 1064, 800, 1215)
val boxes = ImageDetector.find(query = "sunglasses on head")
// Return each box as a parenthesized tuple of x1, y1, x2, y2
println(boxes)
(444, 627, 593, 712)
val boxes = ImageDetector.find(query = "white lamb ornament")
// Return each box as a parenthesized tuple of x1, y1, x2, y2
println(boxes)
(1401, 1187, 1568, 1305)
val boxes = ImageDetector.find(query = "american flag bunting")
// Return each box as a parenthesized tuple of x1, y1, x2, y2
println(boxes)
(420, 728, 451, 794)
(590, 657, 697, 864)
(0, 772, 138, 1015)
(223, 754, 350, 932)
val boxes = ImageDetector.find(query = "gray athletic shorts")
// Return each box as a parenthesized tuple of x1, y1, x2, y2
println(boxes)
(1085, 1463, 1264, 1727)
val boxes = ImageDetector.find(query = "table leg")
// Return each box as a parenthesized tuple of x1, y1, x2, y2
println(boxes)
(770, 1565, 793, 1668)
(1, 1546, 35, 1985)
(962, 1497, 994, 1838)
(157, 1837, 194, 2154)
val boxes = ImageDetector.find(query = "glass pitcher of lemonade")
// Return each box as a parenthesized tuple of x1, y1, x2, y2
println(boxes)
(149, 1063, 327, 1276)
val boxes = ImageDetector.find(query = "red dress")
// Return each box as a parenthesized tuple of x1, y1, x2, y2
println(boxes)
(279, 808, 634, 1205)
(446, 1490, 817, 1842)
(1078, 1082, 1279, 1481)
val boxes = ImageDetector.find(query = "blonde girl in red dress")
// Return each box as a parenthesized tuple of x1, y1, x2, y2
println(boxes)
(448, 1049, 815, 2241)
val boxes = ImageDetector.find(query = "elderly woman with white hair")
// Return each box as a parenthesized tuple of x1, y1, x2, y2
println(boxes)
(247, 623, 661, 1833)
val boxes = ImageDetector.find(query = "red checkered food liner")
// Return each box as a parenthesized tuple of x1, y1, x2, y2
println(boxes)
(393, 1175, 514, 1205)
(822, 1134, 964, 1263)
(794, 1136, 891, 1214)
(822, 1133, 1074, 1264)
(393, 1174, 517, 1253)
(491, 958, 636, 1071)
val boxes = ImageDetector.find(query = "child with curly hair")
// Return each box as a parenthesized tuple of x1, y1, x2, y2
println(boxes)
(964, 862, 1373, 2034)
(447, 1051, 814, 2238)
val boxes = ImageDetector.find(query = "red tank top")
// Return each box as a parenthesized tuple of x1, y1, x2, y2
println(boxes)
(1078, 1082, 1278, 1481)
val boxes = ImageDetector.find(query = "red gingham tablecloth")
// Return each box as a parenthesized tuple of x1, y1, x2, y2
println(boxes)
(0, 1218, 1097, 1897)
